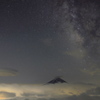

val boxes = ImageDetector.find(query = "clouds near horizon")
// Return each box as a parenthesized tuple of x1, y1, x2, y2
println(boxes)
(0, 83, 99, 100)
(0, 68, 18, 76)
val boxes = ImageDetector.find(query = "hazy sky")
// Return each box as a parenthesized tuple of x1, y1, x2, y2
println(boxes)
(0, 0, 100, 100)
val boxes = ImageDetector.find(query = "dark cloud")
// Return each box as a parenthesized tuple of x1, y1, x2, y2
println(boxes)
(66, 93, 100, 100)
(21, 93, 36, 97)
(86, 87, 100, 96)
(36, 99, 47, 100)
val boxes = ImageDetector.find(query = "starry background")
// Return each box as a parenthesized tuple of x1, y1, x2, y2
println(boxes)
(0, 0, 58, 83)
(0, 0, 100, 100)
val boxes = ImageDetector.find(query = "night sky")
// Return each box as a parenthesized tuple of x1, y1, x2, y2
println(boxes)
(0, 0, 100, 100)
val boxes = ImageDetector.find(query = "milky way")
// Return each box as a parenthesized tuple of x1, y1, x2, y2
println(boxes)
(53, 0, 100, 75)
(0, 0, 100, 100)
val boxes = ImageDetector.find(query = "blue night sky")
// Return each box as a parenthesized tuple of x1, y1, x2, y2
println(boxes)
(0, 0, 100, 100)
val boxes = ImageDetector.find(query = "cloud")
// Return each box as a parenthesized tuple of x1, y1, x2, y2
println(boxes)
(86, 87, 100, 96)
(65, 87, 100, 100)
(21, 93, 36, 97)
(81, 65, 100, 76)
(66, 94, 100, 100)
(0, 68, 18, 76)
(64, 49, 87, 59)
(19, 83, 97, 99)
(21, 92, 47, 100)
(0, 91, 16, 99)
(0, 83, 98, 100)
(64, 87, 100, 100)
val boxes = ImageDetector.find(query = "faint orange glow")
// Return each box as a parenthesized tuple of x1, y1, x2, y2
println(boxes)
(0, 97, 7, 99)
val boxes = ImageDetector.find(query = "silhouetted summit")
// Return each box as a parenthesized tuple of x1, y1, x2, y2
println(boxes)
(46, 77, 68, 84)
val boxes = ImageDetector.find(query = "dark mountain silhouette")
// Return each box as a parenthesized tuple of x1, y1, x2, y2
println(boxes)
(45, 77, 68, 84)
